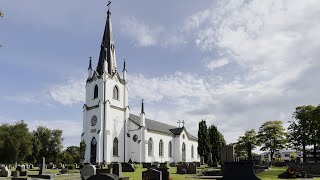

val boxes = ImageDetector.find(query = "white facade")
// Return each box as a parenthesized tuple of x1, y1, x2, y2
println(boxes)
(81, 8, 199, 164)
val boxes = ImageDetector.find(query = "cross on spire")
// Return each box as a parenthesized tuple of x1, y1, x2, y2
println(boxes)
(177, 120, 181, 128)
(182, 120, 185, 127)
(107, 1, 111, 11)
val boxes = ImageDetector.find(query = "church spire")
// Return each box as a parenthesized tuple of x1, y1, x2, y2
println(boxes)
(141, 99, 145, 114)
(96, 2, 117, 75)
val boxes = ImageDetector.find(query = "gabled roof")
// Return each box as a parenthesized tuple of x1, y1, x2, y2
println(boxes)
(129, 114, 197, 141)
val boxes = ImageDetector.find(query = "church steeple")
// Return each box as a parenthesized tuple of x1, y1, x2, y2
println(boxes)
(96, 4, 117, 75)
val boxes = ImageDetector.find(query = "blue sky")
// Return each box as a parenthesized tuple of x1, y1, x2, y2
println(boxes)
(1, 0, 320, 150)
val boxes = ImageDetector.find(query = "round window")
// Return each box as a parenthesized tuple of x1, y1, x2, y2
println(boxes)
(133, 135, 138, 142)
(91, 116, 97, 126)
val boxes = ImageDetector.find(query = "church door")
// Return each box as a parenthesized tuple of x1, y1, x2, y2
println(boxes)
(90, 137, 97, 164)
(182, 143, 186, 162)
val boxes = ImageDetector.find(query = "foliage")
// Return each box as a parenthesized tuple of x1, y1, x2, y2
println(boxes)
(197, 120, 210, 162)
(208, 124, 225, 162)
(62, 145, 81, 164)
(80, 140, 86, 163)
(0, 121, 33, 163)
(288, 105, 315, 162)
(33, 126, 64, 164)
(0, 10, 3, 17)
(257, 120, 287, 160)
(234, 129, 257, 158)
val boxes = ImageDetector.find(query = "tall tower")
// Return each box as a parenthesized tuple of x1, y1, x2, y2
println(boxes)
(82, 5, 129, 164)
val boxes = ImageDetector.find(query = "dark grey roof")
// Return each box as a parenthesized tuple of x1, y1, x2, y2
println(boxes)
(129, 114, 197, 141)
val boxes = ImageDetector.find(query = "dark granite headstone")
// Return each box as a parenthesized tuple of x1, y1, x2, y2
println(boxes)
(159, 163, 167, 168)
(157, 167, 169, 180)
(121, 163, 134, 172)
(109, 163, 122, 177)
(142, 168, 162, 180)
(188, 163, 197, 174)
(169, 162, 176, 167)
(176, 164, 188, 174)
(222, 161, 260, 180)
(87, 173, 119, 180)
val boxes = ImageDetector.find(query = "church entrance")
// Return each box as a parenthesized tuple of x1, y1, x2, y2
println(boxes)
(90, 137, 97, 164)
(182, 142, 186, 162)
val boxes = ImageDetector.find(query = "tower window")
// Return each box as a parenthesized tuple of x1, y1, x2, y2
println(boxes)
(148, 138, 153, 156)
(168, 141, 172, 157)
(113, 86, 119, 100)
(94, 85, 98, 99)
(113, 137, 118, 156)
(159, 139, 164, 157)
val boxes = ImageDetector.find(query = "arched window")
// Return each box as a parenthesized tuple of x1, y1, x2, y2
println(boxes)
(159, 139, 164, 157)
(148, 138, 153, 156)
(94, 85, 98, 99)
(191, 145, 194, 158)
(113, 137, 118, 156)
(113, 86, 119, 100)
(168, 141, 172, 158)
(182, 142, 186, 162)
(90, 137, 97, 164)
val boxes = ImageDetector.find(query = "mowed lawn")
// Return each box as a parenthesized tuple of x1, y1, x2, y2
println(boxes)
(2, 165, 320, 180)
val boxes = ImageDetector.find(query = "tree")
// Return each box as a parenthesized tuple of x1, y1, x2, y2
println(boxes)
(208, 125, 225, 163)
(257, 120, 287, 160)
(62, 146, 80, 164)
(235, 129, 257, 159)
(311, 105, 320, 163)
(288, 105, 315, 162)
(33, 126, 64, 164)
(0, 121, 32, 164)
(0, 10, 3, 17)
(198, 120, 210, 162)
(80, 140, 86, 163)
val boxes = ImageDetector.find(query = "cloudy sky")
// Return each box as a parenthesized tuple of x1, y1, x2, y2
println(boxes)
(1, 0, 320, 149)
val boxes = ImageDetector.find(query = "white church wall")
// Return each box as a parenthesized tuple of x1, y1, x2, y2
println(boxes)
(85, 79, 103, 107)
(127, 122, 141, 162)
(145, 131, 175, 163)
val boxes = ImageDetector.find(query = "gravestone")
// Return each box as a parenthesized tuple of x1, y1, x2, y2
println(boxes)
(29, 164, 34, 169)
(81, 165, 96, 180)
(47, 163, 54, 169)
(200, 156, 204, 165)
(39, 157, 47, 175)
(194, 162, 200, 167)
(0, 165, 11, 177)
(121, 163, 134, 172)
(87, 173, 129, 180)
(222, 161, 260, 180)
(8, 164, 12, 170)
(142, 168, 162, 180)
(220, 145, 235, 165)
(12, 171, 20, 177)
(152, 162, 159, 166)
(169, 162, 176, 167)
(188, 163, 197, 174)
(17, 165, 28, 176)
(207, 153, 216, 167)
(109, 163, 122, 177)
(159, 163, 167, 168)
(142, 163, 151, 168)
(74, 163, 79, 169)
(57, 163, 63, 169)
(157, 167, 169, 180)
(176, 164, 188, 174)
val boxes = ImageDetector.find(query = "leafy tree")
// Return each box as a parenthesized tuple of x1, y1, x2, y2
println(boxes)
(208, 125, 225, 163)
(235, 129, 257, 159)
(62, 146, 80, 164)
(288, 105, 315, 162)
(0, 121, 32, 164)
(33, 126, 64, 164)
(80, 140, 86, 163)
(0, 10, 3, 17)
(257, 120, 287, 160)
(311, 105, 320, 163)
(198, 120, 210, 162)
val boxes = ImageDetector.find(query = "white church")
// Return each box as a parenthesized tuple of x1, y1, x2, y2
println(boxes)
(81, 6, 199, 165)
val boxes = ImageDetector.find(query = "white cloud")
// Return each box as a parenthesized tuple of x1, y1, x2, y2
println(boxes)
(120, 17, 186, 47)
(207, 58, 230, 71)
(49, 78, 85, 106)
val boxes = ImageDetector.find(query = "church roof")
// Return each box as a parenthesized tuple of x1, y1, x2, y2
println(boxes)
(129, 114, 197, 141)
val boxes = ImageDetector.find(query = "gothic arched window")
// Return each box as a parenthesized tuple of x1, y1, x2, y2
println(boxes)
(113, 137, 118, 156)
(94, 85, 98, 99)
(148, 138, 153, 156)
(168, 141, 172, 158)
(113, 86, 119, 100)
(191, 145, 194, 158)
(159, 139, 164, 157)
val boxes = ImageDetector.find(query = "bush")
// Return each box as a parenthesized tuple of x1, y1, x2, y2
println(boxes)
(67, 164, 75, 170)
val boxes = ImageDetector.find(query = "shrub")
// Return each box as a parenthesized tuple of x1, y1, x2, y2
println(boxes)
(67, 164, 75, 170)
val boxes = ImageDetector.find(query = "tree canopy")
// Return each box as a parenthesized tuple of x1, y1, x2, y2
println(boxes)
(235, 129, 257, 159)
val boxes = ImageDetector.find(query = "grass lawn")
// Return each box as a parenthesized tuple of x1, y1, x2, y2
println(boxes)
(2, 165, 320, 179)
